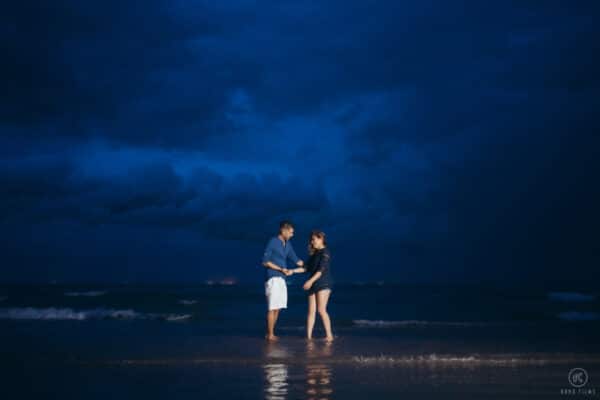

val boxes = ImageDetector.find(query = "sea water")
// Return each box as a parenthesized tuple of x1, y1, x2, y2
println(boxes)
(1, 283, 599, 399)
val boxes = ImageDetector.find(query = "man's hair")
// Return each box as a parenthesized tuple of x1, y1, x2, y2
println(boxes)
(279, 220, 294, 230)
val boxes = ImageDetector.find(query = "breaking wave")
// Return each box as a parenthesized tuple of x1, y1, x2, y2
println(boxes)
(352, 319, 492, 328)
(64, 291, 107, 297)
(178, 299, 198, 305)
(557, 311, 600, 321)
(87, 353, 600, 367)
(349, 353, 600, 366)
(548, 292, 596, 302)
(0, 307, 191, 322)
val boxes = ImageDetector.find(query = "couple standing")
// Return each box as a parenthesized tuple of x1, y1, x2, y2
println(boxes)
(261, 220, 334, 342)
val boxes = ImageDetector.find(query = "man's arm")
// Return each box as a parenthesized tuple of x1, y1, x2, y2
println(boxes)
(286, 242, 304, 269)
(261, 239, 289, 274)
(263, 260, 288, 273)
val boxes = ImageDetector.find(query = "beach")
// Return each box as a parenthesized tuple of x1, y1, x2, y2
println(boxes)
(1, 283, 599, 398)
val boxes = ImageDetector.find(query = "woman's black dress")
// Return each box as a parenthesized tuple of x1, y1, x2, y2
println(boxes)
(305, 247, 333, 295)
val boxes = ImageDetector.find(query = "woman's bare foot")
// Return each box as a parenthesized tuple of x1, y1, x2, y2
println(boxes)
(265, 334, 279, 341)
(324, 335, 334, 342)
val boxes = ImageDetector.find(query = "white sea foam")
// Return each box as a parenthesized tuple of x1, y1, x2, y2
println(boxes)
(64, 291, 107, 297)
(557, 311, 600, 321)
(548, 291, 596, 302)
(350, 354, 573, 366)
(165, 314, 192, 321)
(104, 353, 600, 367)
(352, 319, 489, 327)
(178, 299, 198, 305)
(0, 307, 191, 322)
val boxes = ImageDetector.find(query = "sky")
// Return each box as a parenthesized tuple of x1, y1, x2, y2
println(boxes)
(1, 1, 598, 285)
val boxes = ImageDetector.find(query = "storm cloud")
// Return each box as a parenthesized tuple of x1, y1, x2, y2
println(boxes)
(1, 0, 598, 284)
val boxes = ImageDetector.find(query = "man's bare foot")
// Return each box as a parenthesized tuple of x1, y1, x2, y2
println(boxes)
(305, 336, 313, 340)
(265, 334, 279, 341)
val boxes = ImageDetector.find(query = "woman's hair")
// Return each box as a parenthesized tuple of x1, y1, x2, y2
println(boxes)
(307, 229, 327, 256)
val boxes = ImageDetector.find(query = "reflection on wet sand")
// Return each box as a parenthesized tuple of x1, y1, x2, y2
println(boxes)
(305, 363, 333, 399)
(305, 340, 333, 400)
(263, 362, 288, 400)
(262, 339, 335, 400)
(263, 341, 290, 400)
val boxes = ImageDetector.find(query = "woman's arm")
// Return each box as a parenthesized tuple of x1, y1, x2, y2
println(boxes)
(316, 250, 330, 275)
(287, 243, 304, 266)
(303, 250, 330, 289)
(303, 271, 321, 290)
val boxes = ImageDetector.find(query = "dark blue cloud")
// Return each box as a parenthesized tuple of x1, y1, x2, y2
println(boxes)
(1, 1, 598, 284)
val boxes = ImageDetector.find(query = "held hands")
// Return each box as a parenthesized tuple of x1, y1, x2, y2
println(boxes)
(282, 268, 294, 276)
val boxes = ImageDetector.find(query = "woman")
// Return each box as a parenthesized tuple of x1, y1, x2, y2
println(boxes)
(291, 229, 334, 341)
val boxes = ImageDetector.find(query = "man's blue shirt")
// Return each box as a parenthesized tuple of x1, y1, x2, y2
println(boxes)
(261, 235, 300, 281)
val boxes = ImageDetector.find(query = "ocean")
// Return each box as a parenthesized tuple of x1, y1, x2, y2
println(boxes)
(1, 282, 599, 399)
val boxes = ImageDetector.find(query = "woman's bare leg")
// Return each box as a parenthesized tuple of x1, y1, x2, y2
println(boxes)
(316, 289, 334, 341)
(306, 293, 316, 339)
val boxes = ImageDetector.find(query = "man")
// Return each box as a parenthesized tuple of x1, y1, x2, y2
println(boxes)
(261, 220, 304, 341)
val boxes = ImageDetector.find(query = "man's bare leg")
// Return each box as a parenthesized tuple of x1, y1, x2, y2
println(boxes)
(273, 308, 280, 329)
(265, 309, 281, 340)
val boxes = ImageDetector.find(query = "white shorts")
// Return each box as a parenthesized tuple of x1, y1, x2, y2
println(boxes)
(265, 276, 287, 310)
